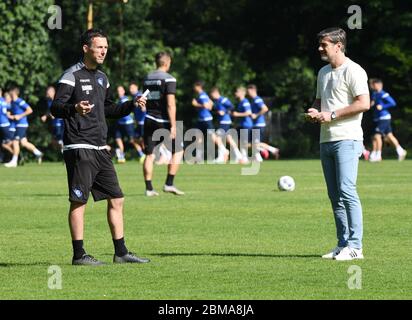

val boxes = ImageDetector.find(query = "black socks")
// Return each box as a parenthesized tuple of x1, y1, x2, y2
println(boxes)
(165, 174, 175, 186)
(113, 237, 128, 257)
(73, 238, 128, 259)
(145, 180, 153, 191)
(72, 240, 86, 259)
(146, 175, 175, 189)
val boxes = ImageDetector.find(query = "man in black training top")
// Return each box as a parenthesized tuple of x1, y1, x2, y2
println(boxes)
(142, 52, 184, 197)
(51, 29, 150, 266)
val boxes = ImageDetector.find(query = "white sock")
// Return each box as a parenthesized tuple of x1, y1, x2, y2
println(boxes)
(33, 149, 42, 157)
(267, 146, 278, 154)
(396, 146, 404, 156)
(233, 147, 242, 160)
(11, 155, 18, 163)
(376, 151, 382, 158)
(218, 144, 228, 156)
(240, 148, 248, 158)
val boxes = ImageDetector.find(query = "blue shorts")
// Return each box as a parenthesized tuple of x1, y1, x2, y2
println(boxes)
(238, 127, 253, 143)
(375, 119, 392, 136)
(253, 127, 266, 143)
(135, 124, 144, 138)
(1, 126, 14, 143)
(13, 127, 27, 140)
(197, 120, 215, 136)
(216, 123, 232, 136)
(115, 124, 135, 139)
(52, 125, 64, 142)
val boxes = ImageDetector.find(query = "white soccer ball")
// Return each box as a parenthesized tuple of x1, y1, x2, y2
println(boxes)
(278, 176, 295, 192)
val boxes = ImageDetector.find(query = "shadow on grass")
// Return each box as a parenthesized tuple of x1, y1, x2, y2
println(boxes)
(0, 262, 62, 267)
(152, 252, 320, 259)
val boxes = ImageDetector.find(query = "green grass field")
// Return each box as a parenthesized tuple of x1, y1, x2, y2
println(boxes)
(0, 159, 411, 300)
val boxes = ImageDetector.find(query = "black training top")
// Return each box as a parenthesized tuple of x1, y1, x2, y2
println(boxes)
(51, 61, 135, 147)
(143, 70, 176, 123)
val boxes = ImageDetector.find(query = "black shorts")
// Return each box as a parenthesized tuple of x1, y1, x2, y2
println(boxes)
(143, 118, 183, 155)
(63, 148, 124, 203)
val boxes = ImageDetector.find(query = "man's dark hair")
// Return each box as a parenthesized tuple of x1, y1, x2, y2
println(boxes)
(80, 29, 108, 48)
(194, 81, 204, 88)
(129, 81, 139, 87)
(371, 78, 383, 84)
(210, 86, 220, 93)
(247, 84, 257, 90)
(155, 52, 172, 68)
(8, 85, 20, 95)
(317, 27, 347, 53)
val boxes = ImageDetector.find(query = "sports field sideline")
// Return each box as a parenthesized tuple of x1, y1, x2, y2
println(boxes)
(0, 160, 411, 299)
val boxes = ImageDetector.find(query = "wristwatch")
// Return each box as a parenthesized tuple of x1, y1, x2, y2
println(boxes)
(331, 111, 337, 121)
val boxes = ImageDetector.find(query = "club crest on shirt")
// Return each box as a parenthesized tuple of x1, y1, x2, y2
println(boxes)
(97, 77, 104, 87)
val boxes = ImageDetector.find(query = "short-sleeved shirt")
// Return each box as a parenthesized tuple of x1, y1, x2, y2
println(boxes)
(46, 98, 64, 127)
(143, 70, 176, 123)
(0, 97, 10, 127)
(316, 58, 369, 143)
(237, 98, 253, 129)
(371, 90, 396, 121)
(132, 92, 146, 125)
(215, 96, 233, 124)
(196, 92, 213, 122)
(11, 97, 30, 127)
(251, 96, 266, 127)
(117, 96, 134, 125)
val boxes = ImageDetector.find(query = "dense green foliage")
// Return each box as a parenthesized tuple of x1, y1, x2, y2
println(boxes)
(0, 0, 411, 158)
(0, 160, 411, 299)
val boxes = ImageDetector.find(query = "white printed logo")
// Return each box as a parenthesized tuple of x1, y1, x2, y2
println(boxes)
(81, 85, 93, 95)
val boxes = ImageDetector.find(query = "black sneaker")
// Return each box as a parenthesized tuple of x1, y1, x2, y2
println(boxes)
(72, 254, 105, 266)
(113, 252, 150, 264)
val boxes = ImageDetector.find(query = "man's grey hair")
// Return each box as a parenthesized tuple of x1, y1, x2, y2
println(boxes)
(317, 27, 347, 53)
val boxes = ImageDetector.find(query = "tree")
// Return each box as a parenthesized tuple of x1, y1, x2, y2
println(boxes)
(0, 0, 59, 104)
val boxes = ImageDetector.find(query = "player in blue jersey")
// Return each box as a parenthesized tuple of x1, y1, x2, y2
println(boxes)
(247, 84, 280, 161)
(40, 85, 64, 152)
(209, 87, 243, 163)
(128, 82, 146, 163)
(114, 85, 145, 163)
(369, 79, 407, 162)
(0, 90, 14, 160)
(192, 81, 229, 163)
(232, 86, 254, 163)
(4, 86, 43, 168)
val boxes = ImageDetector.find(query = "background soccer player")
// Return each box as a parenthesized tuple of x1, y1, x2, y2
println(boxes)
(209, 86, 243, 163)
(192, 81, 229, 163)
(51, 29, 149, 265)
(0, 90, 14, 160)
(40, 85, 64, 152)
(113, 85, 145, 163)
(129, 81, 146, 162)
(142, 52, 184, 196)
(233, 86, 253, 163)
(306, 27, 369, 261)
(369, 78, 407, 162)
(4, 86, 43, 168)
(247, 84, 280, 161)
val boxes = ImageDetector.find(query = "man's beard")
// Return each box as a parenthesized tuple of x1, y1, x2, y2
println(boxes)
(320, 54, 329, 62)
